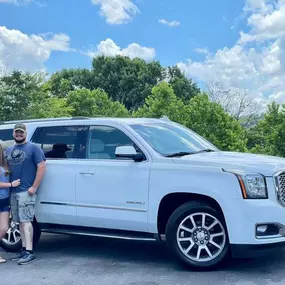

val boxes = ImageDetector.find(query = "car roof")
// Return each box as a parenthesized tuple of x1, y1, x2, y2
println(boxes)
(0, 116, 172, 128)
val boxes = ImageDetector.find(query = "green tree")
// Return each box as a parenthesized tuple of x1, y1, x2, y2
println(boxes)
(92, 55, 164, 110)
(248, 102, 285, 157)
(27, 97, 74, 119)
(183, 94, 248, 152)
(66, 88, 129, 117)
(43, 68, 94, 98)
(0, 71, 45, 121)
(133, 82, 186, 122)
(166, 65, 200, 102)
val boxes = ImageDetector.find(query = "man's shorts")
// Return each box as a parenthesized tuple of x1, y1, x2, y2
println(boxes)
(10, 191, 37, 223)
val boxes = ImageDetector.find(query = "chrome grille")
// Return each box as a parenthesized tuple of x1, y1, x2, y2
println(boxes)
(275, 172, 285, 206)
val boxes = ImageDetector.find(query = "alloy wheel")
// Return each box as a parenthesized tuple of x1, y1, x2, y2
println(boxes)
(176, 212, 226, 262)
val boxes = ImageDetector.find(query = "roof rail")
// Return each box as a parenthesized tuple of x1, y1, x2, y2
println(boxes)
(0, 117, 90, 125)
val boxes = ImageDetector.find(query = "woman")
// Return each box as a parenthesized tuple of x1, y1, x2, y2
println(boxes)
(0, 143, 20, 263)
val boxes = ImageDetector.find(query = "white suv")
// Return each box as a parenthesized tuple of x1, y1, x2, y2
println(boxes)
(1, 116, 285, 270)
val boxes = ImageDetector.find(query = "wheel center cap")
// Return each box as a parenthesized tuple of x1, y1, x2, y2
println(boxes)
(197, 232, 205, 241)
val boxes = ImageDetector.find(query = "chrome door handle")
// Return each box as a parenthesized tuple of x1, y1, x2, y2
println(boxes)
(79, 171, 95, 175)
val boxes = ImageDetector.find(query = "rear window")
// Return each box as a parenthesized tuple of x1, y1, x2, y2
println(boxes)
(0, 128, 14, 150)
(31, 125, 89, 159)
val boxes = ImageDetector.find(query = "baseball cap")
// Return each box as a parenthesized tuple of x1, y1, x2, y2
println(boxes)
(14, 123, 27, 132)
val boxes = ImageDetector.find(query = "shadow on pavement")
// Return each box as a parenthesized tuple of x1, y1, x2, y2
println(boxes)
(32, 233, 285, 273)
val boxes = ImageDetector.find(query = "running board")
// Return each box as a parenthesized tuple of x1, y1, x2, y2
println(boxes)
(39, 224, 158, 242)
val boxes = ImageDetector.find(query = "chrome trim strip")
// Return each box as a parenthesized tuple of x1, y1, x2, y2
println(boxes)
(41, 228, 155, 241)
(40, 201, 147, 213)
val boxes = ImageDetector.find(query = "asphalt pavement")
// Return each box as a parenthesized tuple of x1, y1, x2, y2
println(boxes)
(0, 233, 285, 285)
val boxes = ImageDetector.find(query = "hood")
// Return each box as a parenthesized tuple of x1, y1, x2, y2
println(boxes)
(172, 151, 285, 176)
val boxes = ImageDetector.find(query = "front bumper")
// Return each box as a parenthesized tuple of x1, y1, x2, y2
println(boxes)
(231, 242, 285, 258)
(223, 177, 285, 245)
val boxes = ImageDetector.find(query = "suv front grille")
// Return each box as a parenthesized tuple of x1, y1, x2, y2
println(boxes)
(274, 172, 285, 206)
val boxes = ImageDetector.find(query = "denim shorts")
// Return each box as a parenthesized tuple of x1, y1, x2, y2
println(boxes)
(10, 191, 37, 223)
(0, 197, 10, 213)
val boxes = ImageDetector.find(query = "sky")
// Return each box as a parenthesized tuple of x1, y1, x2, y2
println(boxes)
(0, 0, 285, 104)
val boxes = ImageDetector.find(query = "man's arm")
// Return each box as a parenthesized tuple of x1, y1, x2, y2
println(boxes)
(28, 161, 46, 195)
(28, 144, 46, 195)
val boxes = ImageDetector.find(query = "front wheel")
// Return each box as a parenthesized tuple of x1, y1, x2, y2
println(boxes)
(165, 201, 230, 270)
(0, 218, 41, 252)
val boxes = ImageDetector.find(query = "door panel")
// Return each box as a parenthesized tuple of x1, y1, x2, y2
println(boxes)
(35, 160, 78, 225)
(31, 125, 89, 226)
(76, 125, 151, 232)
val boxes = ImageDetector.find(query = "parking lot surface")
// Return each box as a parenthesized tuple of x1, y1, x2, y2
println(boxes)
(0, 233, 285, 285)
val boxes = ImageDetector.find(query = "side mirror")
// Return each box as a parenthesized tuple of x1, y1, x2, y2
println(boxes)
(115, 146, 144, 162)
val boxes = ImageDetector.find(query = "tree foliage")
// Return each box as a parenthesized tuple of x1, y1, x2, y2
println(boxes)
(166, 66, 200, 102)
(66, 88, 129, 118)
(247, 102, 285, 157)
(91, 56, 164, 110)
(43, 68, 94, 98)
(133, 82, 186, 122)
(183, 94, 247, 152)
(1, 55, 285, 157)
(0, 71, 42, 121)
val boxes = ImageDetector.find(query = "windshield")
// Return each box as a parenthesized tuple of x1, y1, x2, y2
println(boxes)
(130, 122, 219, 156)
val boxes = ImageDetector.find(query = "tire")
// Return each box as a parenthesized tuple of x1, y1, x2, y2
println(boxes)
(0, 219, 41, 252)
(165, 201, 230, 270)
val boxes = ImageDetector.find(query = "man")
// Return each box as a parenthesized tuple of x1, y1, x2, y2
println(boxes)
(5, 123, 46, 265)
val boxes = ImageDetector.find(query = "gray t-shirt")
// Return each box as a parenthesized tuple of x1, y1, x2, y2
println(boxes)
(0, 166, 9, 199)
(5, 142, 46, 193)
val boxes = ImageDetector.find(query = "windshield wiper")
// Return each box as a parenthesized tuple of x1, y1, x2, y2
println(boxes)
(165, 149, 215, 157)
(165, 151, 195, 157)
(192, 149, 216, 154)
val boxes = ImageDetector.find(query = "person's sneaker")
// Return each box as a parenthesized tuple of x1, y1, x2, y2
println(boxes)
(17, 251, 36, 265)
(10, 249, 26, 261)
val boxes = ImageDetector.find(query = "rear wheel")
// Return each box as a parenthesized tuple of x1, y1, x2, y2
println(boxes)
(0, 216, 42, 252)
(165, 201, 230, 270)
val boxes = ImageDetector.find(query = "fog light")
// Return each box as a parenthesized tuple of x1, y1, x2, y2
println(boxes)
(256, 224, 280, 238)
(257, 225, 268, 233)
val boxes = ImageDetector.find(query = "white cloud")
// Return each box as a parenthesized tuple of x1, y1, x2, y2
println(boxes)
(0, 26, 71, 76)
(179, 0, 285, 104)
(158, 19, 181, 27)
(91, 0, 139, 24)
(86, 38, 156, 61)
(269, 91, 285, 104)
(241, 0, 285, 43)
(194, 48, 210, 55)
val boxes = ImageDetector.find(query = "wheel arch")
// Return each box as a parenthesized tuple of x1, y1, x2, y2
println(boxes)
(157, 192, 226, 235)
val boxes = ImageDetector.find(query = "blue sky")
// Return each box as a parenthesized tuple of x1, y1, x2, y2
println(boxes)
(0, 0, 285, 105)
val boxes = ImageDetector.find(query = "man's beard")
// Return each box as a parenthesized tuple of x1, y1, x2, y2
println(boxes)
(14, 138, 26, 144)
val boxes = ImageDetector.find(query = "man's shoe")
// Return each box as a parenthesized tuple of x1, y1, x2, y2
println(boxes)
(10, 250, 26, 261)
(17, 251, 36, 265)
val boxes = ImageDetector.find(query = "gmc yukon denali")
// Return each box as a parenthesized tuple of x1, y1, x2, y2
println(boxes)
(1, 116, 285, 270)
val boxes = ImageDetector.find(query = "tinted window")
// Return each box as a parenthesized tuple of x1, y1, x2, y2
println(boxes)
(0, 128, 14, 150)
(87, 126, 139, 160)
(31, 126, 89, 159)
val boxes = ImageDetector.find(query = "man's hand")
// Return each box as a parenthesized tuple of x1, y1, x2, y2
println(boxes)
(28, 186, 37, 196)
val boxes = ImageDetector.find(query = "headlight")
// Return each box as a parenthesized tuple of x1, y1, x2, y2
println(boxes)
(223, 169, 268, 199)
(238, 174, 268, 199)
